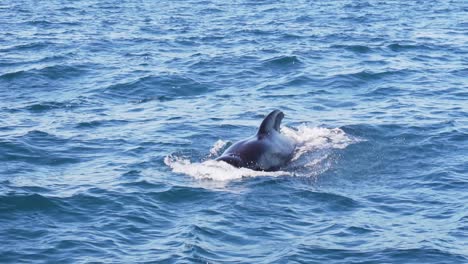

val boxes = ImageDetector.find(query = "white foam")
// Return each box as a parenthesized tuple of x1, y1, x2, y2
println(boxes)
(165, 124, 360, 181)
(164, 155, 290, 181)
(281, 125, 356, 161)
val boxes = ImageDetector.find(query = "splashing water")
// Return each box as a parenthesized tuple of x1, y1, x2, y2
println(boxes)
(281, 125, 357, 161)
(165, 124, 360, 181)
(208, 139, 229, 157)
(164, 155, 291, 181)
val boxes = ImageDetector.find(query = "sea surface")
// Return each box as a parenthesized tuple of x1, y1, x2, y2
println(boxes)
(1, 0, 467, 263)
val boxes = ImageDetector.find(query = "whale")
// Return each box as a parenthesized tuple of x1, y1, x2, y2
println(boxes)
(216, 110, 296, 171)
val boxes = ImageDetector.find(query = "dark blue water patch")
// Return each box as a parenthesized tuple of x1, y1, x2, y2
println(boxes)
(119, 179, 167, 190)
(27, 102, 65, 112)
(123, 51, 153, 58)
(1, 182, 50, 194)
(56, 6, 80, 12)
(343, 1, 373, 9)
(0, 193, 60, 213)
(34, 65, 88, 80)
(75, 119, 129, 129)
(345, 225, 374, 235)
(450, 68, 468, 77)
(387, 43, 436, 52)
(280, 33, 303, 41)
(349, 69, 414, 82)
(15, 97, 93, 114)
(449, 91, 468, 100)
(331, 44, 373, 53)
(295, 15, 314, 22)
(362, 86, 406, 97)
(1, 227, 48, 244)
(442, 129, 468, 142)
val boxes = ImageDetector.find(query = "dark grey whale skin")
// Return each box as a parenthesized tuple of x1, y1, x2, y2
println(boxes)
(216, 110, 296, 171)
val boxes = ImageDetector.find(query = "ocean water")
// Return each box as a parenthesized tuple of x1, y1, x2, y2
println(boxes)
(1, 0, 467, 263)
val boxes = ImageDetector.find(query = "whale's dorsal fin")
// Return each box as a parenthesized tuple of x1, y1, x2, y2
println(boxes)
(257, 110, 284, 135)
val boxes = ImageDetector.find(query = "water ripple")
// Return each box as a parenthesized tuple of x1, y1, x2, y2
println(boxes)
(99, 74, 210, 102)
(1, 0, 467, 262)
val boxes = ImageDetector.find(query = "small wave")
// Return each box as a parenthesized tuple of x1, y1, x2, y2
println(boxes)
(26, 20, 54, 27)
(0, 193, 59, 212)
(0, 53, 72, 69)
(261, 55, 302, 68)
(281, 33, 302, 40)
(387, 43, 434, 52)
(25, 101, 70, 112)
(363, 87, 404, 97)
(450, 68, 468, 77)
(41, 65, 86, 79)
(239, 28, 273, 36)
(293, 190, 360, 211)
(57, 6, 78, 12)
(23, 98, 89, 112)
(148, 186, 217, 204)
(351, 69, 411, 81)
(323, 69, 412, 88)
(100, 74, 209, 102)
(258, 75, 316, 91)
(0, 64, 87, 82)
(344, 2, 373, 9)
(25, 20, 81, 27)
(0, 70, 29, 81)
(346, 226, 374, 234)
(295, 15, 313, 22)
(0, 41, 54, 52)
(120, 180, 167, 190)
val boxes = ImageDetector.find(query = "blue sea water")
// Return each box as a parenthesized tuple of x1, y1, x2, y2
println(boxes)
(1, 0, 467, 263)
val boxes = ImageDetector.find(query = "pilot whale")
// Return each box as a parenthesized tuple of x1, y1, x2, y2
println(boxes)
(216, 110, 296, 171)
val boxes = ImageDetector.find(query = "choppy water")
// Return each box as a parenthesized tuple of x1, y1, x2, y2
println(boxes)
(1, 0, 467, 263)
